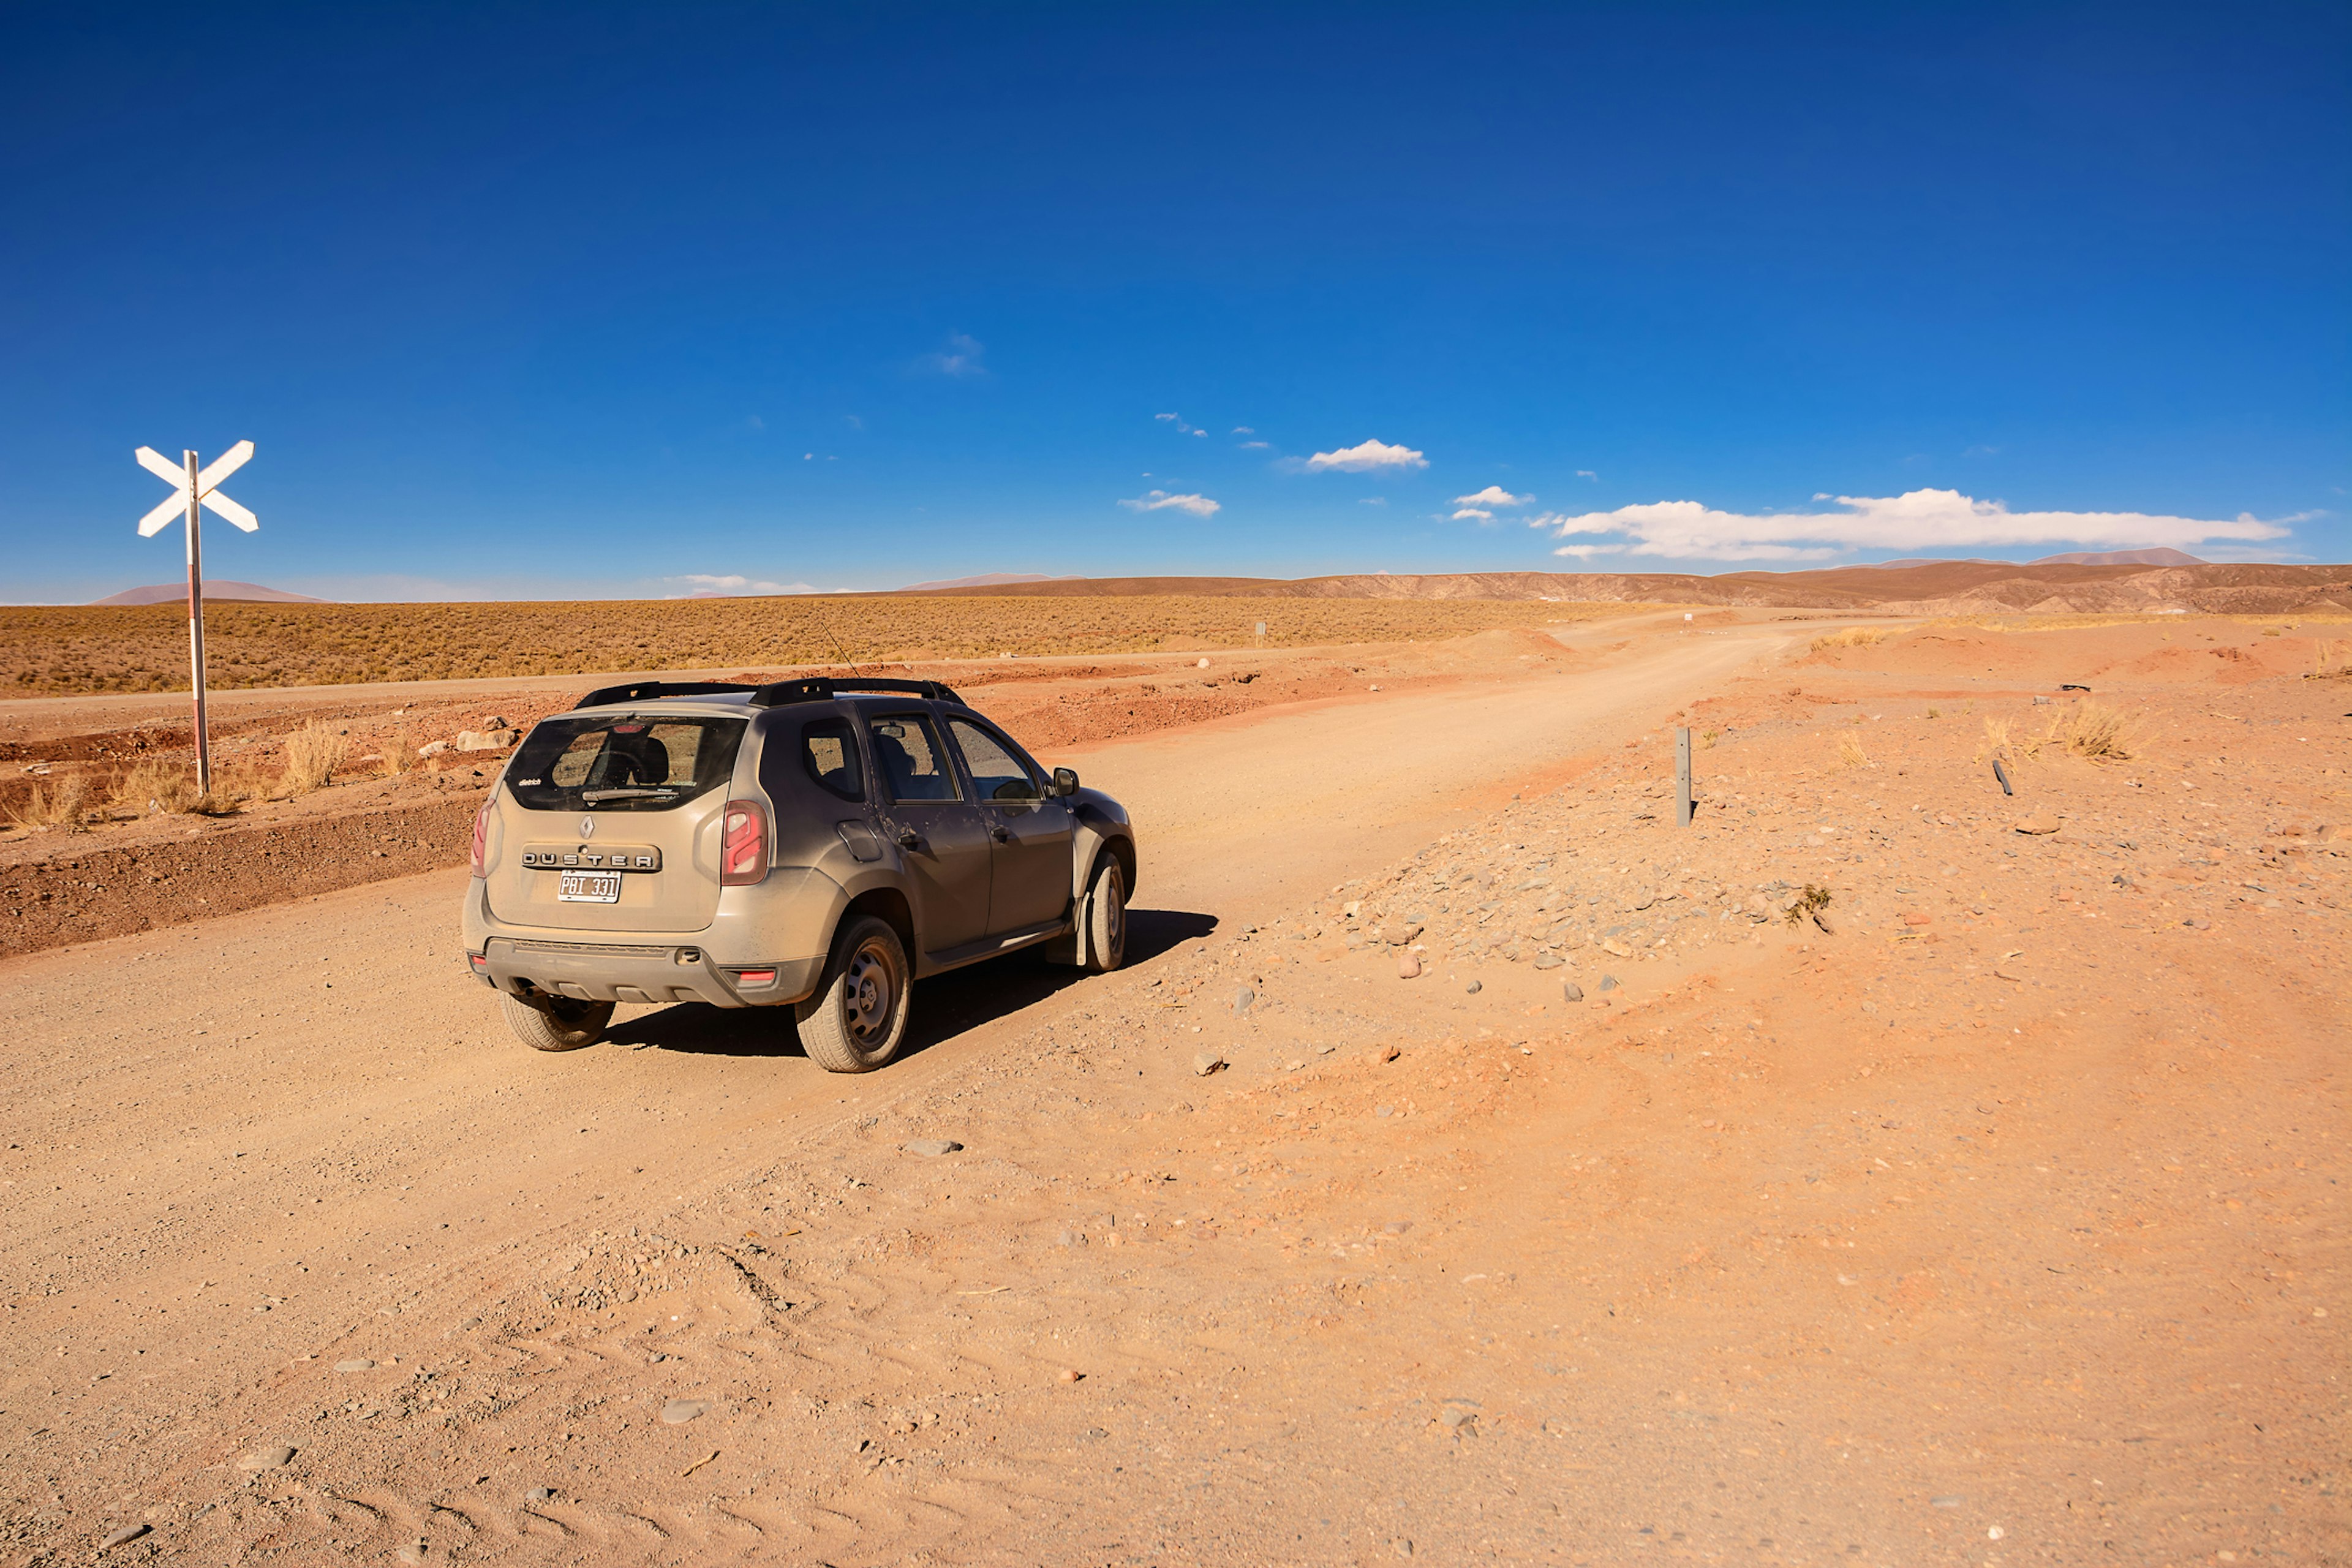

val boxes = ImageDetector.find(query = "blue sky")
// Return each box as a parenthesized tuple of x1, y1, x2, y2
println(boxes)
(2, 2, 2345, 603)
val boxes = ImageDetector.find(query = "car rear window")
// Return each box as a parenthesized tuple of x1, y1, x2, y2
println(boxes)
(507, 715, 747, 812)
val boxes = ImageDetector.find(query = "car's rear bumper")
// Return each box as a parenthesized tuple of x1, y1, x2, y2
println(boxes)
(476, 937, 823, 1009)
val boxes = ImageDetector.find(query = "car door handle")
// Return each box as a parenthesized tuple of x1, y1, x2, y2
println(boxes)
(896, 828, 920, 850)
(989, 825, 1011, 843)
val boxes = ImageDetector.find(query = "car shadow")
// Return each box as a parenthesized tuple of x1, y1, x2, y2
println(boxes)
(603, 906, 1218, 1061)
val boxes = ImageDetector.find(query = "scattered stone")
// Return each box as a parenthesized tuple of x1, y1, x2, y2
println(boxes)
(1382, 922, 1423, 946)
(1057, 1368, 1084, 1383)
(525, 1487, 555, 1501)
(454, 729, 518, 752)
(1392, 1538, 1415, 1557)
(1381, 1043, 1401, 1063)
(1463, 979, 1482, 994)
(235, 1442, 296, 1472)
(1597, 974, 1619, 993)
(1232, 986, 1256, 1014)
(1375, 1106, 1393, 1117)
(415, 740, 450, 758)
(1561, 981, 1585, 1002)
(334, 1358, 376, 1373)
(2182, 916, 2210, 930)
(1931, 1496, 1964, 1508)
(397, 1546, 427, 1566)
(1396, 952, 1422, 979)
(2013, 812, 2060, 835)
(1440, 1407, 1478, 1432)
(1193, 1052, 1225, 1077)
(903, 1139, 963, 1157)
(660, 1399, 709, 1425)
(1384, 1220, 1412, 1234)
(1532, 954, 1563, 970)
(100, 1523, 151, 1549)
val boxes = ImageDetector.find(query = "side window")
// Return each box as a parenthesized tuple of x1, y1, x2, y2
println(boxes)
(866, 714, 962, 803)
(948, 718, 1039, 802)
(801, 718, 865, 802)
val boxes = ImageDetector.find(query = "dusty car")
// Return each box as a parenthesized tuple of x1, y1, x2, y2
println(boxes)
(459, 676, 1135, 1071)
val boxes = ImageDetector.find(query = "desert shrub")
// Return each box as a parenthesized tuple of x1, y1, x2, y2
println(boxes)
(108, 759, 201, 815)
(281, 721, 349, 795)
(1836, 734, 1869, 767)
(1810, 626, 1889, 652)
(1784, 884, 1833, 925)
(2049, 699, 2135, 763)
(7, 772, 89, 830)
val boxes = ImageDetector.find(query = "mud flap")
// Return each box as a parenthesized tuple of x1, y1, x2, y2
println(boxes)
(1041, 881, 1090, 967)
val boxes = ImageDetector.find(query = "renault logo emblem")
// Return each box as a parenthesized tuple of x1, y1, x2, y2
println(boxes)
(578, 816, 596, 838)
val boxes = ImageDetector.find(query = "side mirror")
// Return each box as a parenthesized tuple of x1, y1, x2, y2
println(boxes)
(1050, 767, 1080, 797)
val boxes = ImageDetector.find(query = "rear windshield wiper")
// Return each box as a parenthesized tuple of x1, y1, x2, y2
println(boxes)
(580, 786, 679, 802)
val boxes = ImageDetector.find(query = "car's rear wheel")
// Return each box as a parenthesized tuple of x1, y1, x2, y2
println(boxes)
(500, 992, 614, 1052)
(1083, 858, 1126, 973)
(796, 916, 911, 1072)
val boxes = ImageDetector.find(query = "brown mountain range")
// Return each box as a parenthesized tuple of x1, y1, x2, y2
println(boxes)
(897, 560, 2351, 616)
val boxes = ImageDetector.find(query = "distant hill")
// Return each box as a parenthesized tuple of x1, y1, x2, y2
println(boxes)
(885, 562, 2351, 616)
(2027, 548, 2205, 567)
(90, 581, 329, 606)
(897, 571, 1084, 592)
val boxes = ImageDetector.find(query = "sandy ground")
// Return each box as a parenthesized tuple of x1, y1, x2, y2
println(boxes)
(1, 614, 2344, 1567)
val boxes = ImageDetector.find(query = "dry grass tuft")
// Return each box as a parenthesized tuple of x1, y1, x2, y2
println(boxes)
(1810, 626, 1890, 652)
(280, 721, 349, 795)
(108, 759, 201, 815)
(1983, 702, 2138, 766)
(2048, 699, 2136, 763)
(1836, 734, 1870, 767)
(7, 772, 91, 830)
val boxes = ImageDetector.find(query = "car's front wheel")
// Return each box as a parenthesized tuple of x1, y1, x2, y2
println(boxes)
(796, 916, 911, 1072)
(500, 992, 614, 1052)
(1083, 858, 1126, 973)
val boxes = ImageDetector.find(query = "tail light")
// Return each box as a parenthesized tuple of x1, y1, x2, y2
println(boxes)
(720, 799, 769, 886)
(469, 797, 493, 876)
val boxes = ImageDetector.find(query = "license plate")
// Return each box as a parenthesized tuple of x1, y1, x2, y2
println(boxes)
(558, 871, 623, 903)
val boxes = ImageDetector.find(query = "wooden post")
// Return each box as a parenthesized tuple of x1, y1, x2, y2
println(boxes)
(1676, 726, 1694, 827)
(182, 448, 211, 795)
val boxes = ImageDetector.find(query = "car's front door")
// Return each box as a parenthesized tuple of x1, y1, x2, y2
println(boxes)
(866, 712, 991, 956)
(945, 716, 1076, 934)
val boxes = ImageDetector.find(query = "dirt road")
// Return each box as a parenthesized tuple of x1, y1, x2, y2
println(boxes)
(6, 614, 2340, 1567)
(0, 619, 1795, 1558)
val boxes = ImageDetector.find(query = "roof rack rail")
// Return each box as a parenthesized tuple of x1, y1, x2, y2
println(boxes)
(748, 676, 965, 708)
(572, 680, 757, 710)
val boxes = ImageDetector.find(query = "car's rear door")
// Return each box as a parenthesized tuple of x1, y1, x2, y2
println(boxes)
(864, 709, 992, 955)
(943, 714, 1075, 933)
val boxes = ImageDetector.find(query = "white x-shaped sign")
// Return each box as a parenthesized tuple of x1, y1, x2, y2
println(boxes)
(137, 440, 258, 535)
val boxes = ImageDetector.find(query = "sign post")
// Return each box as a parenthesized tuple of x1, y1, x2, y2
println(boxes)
(1676, 726, 1694, 827)
(136, 441, 257, 794)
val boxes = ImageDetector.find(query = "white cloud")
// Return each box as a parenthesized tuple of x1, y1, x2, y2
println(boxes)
(665, 573, 819, 597)
(1452, 485, 1531, 508)
(1119, 489, 1221, 518)
(1239, 440, 1270, 450)
(1357, 496, 1387, 507)
(1575, 470, 1597, 480)
(1155, 412, 1208, 436)
(1306, 438, 1427, 473)
(1551, 543, 1629, 560)
(1452, 508, 1494, 522)
(919, 332, 986, 377)
(1528, 488, 2293, 563)
(1233, 426, 1254, 434)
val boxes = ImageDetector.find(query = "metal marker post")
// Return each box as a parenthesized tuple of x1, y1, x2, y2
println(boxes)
(182, 450, 211, 793)
(1676, 726, 1694, 827)
(135, 440, 258, 797)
